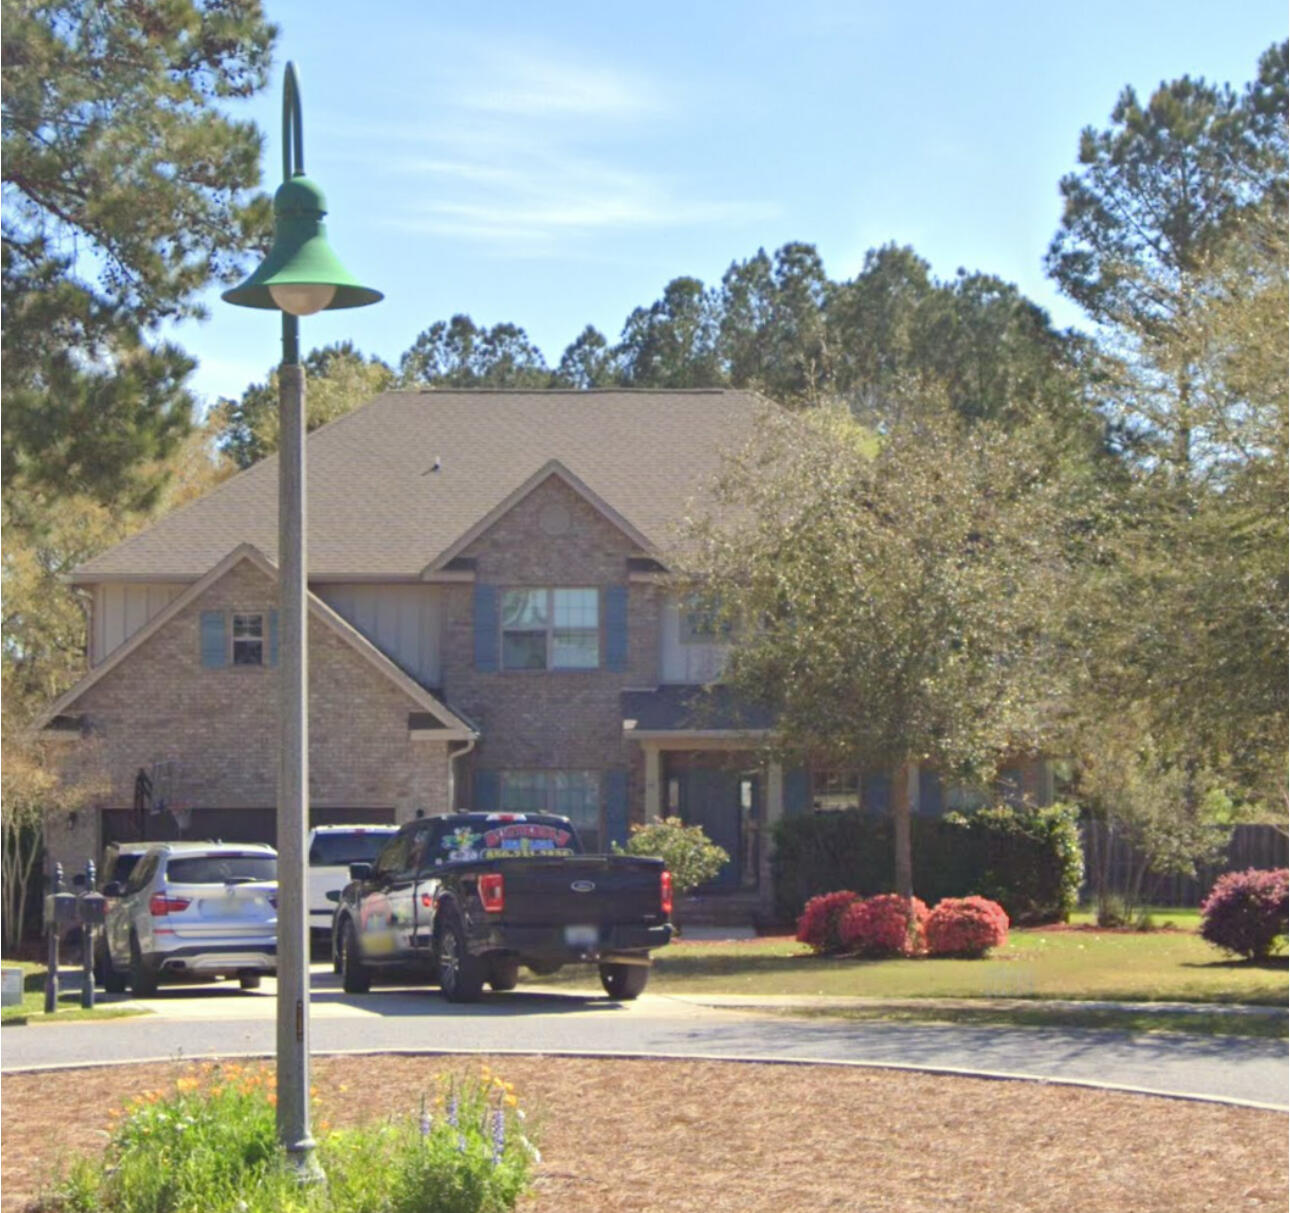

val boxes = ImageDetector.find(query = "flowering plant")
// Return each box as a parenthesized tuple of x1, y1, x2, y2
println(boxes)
(1200, 868, 1288, 960)
(925, 896, 1009, 958)
(795, 890, 861, 954)
(838, 894, 928, 957)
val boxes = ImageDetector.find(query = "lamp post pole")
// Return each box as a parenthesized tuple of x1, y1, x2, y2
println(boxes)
(222, 61, 381, 1180)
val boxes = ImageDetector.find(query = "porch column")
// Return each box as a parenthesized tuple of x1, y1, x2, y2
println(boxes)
(760, 760, 784, 916)
(643, 743, 663, 822)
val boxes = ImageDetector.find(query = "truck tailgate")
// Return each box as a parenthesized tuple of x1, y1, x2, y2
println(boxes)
(490, 856, 666, 927)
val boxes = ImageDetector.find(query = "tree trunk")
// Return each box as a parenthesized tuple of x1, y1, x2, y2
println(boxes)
(893, 763, 917, 898)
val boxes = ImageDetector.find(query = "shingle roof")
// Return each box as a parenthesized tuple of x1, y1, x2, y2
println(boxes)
(620, 686, 777, 733)
(75, 389, 765, 581)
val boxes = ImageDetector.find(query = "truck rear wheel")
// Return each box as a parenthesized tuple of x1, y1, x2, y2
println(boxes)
(599, 962, 649, 1000)
(489, 958, 520, 992)
(339, 920, 371, 994)
(437, 912, 485, 1003)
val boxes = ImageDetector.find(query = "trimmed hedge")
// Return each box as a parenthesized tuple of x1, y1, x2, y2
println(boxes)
(771, 802, 1083, 927)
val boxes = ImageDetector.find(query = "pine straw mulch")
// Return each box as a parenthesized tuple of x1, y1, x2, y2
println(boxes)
(2, 1055, 1286, 1212)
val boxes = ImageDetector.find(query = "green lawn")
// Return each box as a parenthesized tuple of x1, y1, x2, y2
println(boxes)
(532, 925, 1288, 1006)
(0, 962, 146, 1026)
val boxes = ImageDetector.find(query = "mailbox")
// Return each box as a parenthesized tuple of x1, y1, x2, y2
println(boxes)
(78, 889, 108, 926)
(44, 891, 79, 927)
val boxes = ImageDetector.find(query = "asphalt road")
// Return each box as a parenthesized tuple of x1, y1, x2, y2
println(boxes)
(4, 969, 1287, 1110)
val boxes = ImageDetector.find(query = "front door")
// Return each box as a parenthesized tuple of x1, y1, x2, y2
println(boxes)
(670, 763, 758, 892)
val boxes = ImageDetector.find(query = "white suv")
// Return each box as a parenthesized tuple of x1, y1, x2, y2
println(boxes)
(307, 825, 397, 950)
(98, 842, 278, 996)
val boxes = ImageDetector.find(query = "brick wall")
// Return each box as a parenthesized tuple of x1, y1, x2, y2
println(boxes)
(440, 475, 659, 821)
(48, 558, 452, 871)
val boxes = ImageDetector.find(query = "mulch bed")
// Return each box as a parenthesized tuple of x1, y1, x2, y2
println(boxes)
(2, 1055, 1285, 1212)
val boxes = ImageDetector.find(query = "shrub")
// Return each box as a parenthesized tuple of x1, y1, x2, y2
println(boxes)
(795, 890, 860, 954)
(48, 1062, 535, 1213)
(1200, 868, 1289, 961)
(615, 817, 729, 897)
(925, 896, 1010, 958)
(772, 800, 1083, 927)
(838, 894, 928, 957)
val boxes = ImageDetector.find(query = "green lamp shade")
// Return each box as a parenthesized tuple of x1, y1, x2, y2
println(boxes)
(222, 175, 382, 314)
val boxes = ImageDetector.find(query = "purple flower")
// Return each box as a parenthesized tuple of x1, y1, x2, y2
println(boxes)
(491, 1108, 505, 1166)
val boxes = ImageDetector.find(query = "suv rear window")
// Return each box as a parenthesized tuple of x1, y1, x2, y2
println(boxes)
(309, 831, 394, 866)
(106, 853, 143, 886)
(165, 854, 277, 884)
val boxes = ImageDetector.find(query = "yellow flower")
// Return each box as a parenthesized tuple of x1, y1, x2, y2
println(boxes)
(338, 1083, 350, 1094)
(504, 1095, 518, 1108)
(175, 1077, 199, 1093)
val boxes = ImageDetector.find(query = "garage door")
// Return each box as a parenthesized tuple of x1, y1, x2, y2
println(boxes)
(100, 806, 395, 850)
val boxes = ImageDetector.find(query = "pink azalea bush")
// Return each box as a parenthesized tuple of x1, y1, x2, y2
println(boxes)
(838, 894, 929, 957)
(1200, 869, 1288, 960)
(795, 890, 860, 955)
(925, 896, 1010, 958)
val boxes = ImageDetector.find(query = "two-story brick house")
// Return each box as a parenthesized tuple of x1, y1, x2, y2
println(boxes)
(37, 387, 1053, 922)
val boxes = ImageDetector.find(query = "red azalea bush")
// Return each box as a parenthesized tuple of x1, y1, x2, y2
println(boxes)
(925, 896, 1010, 958)
(1200, 868, 1289, 960)
(795, 890, 860, 954)
(838, 894, 929, 957)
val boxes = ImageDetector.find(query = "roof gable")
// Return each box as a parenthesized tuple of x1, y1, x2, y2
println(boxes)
(420, 459, 657, 577)
(37, 544, 476, 736)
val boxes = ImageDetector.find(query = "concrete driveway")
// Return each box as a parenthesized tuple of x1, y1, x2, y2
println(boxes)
(5, 966, 1286, 1110)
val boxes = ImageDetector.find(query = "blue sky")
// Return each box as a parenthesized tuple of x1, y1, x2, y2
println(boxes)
(174, 0, 1288, 407)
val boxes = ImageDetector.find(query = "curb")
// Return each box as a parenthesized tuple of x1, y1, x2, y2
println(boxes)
(4, 1047, 1287, 1113)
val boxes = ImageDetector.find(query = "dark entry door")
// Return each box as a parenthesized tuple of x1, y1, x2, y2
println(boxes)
(681, 769, 742, 891)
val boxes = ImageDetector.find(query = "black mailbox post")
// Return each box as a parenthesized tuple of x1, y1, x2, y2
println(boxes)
(43, 863, 78, 1013)
(78, 860, 106, 1008)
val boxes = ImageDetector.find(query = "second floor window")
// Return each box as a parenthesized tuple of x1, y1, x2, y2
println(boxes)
(501, 588, 598, 670)
(232, 613, 265, 665)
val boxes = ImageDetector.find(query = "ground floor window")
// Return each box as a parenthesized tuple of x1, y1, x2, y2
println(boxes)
(499, 770, 602, 852)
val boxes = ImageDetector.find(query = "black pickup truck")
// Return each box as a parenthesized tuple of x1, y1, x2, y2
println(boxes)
(331, 812, 673, 1003)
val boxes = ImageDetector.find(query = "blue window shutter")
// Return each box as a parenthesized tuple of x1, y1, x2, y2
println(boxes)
(268, 610, 279, 667)
(604, 585, 628, 671)
(863, 771, 892, 815)
(200, 611, 227, 668)
(783, 768, 810, 817)
(918, 770, 943, 816)
(474, 769, 499, 812)
(605, 769, 629, 847)
(473, 585, 499, 672)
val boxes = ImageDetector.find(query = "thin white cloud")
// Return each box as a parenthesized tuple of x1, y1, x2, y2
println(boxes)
(313, 37, 767, 255)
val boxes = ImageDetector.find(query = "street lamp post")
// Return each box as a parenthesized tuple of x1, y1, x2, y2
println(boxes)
(222, 61, 381, 1178)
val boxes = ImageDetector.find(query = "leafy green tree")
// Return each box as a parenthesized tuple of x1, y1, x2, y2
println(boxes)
(554, 324, 615, 389)
(717, 243, 833, 405)
(1045, 41, 1287, 474)
(1050, 47, 1288, 808)
(219, 342, 395, 469)
(1, 0, 277, 506)
(614, 277, 724, 388)
(398, 315, 550, 389)
(685, 405, 1071, 897)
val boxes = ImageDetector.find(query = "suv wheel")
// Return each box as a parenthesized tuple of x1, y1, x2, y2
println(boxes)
(129, 933, 159, 997)
(339, 919, 371, 994)
(97, 938, 128, 994)
(436, 912, 484, 1003)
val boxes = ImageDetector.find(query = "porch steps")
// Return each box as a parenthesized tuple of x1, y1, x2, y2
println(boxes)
(675, 892, 764, 929)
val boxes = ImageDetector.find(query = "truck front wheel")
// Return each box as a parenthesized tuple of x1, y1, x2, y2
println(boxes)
(437, 912, 485, 1003)
(339, 920, 371, 994)
(599, 962, 649, 1000)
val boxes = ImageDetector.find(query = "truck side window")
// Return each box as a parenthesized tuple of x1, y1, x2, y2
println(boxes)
(372, 834, 410, 878)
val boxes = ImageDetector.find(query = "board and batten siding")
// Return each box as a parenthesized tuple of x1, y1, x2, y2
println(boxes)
(91, 583, 187, 666)
(659, 596, 730, 685)
(315, 584, 443, 688)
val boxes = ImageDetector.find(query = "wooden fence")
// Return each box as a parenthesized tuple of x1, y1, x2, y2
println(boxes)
(1080, 822, 1288, 907)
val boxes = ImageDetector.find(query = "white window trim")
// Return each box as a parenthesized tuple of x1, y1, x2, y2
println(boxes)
(231, 611, 266, 667)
